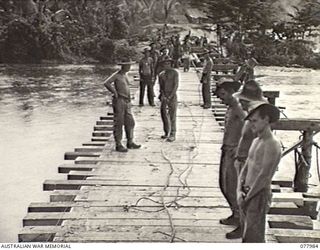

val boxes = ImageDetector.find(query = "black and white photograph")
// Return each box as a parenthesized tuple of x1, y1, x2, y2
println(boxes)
(0, 0, 320, 246)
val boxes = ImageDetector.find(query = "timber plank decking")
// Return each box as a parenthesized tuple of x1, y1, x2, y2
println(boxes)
(52, 70, 238, 243)
(19, 69, 320, 243)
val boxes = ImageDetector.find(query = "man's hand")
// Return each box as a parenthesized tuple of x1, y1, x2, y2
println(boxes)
(237, 191, 246, 207)
(160, 95, 168, 102)
(113, 92, 118, 99)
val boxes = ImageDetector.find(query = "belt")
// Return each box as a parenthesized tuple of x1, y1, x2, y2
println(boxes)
(116, 95, 131, 102)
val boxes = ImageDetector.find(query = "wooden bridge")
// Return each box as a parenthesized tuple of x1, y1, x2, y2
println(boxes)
(18, 68, 320, 243)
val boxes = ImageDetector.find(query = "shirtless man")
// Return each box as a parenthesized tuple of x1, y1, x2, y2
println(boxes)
(233, 80, 268, 174)
(215, 80, 244, 235)
(103, 62, 141, 152)
(226, 80, 268, 239)
(158, 55, 179, 142)
(237, 102, 281, 242)
(139, 49, 155, 106)
(201, 51, 213, 109)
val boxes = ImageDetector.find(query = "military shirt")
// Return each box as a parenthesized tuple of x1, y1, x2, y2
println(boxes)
(139, 57, 153, 76)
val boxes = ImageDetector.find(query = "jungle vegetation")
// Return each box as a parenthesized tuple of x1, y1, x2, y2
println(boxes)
(0, 0, 319, 68)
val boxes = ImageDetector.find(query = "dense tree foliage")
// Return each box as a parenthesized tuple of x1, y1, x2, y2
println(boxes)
(1, 0, 320, 68)
(0, 0, 136, 63)
(0, 0, 185, 64)
(188, 0, 320, 67)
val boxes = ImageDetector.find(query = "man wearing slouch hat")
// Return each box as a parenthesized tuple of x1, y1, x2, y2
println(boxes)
(103, 61, 141, 153)
(225, 79, 269, 239)
(237, 102, 281, 242)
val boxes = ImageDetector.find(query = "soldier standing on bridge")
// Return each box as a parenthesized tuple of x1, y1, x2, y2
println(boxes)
(225, 80, 268, 239)
(234, 57, 259, 84)
(139, 48, 155, 107)
(237, 102, 281, 242)
(200, 50, 213, 109)
(233, 80, 268, 174)
(159, 55, 179, 142)
(215, 79, 244, 232)
(103, 61, 141, 153)
(150, 42, 160, 81)
(172, 35, 182, 68)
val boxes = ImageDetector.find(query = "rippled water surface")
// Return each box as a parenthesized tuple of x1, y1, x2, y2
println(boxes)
(0, 64, 320, 242)
(0, 64, 117, 242)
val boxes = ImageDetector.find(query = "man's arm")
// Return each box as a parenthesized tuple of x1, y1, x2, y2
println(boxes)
(230, 98, 247, 120)
(237, 162, 248, 206)
(235, 121, 254, 165)
(244, 141, 281, 202)
(103, 72, 118, 98)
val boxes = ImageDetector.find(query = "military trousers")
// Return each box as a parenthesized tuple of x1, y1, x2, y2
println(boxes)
(160, 94, 177, 137)
(139, 75, 155, 106)
(202, 81, 211, 108)
(112, 97, 135, 146)
(219, 146, 239, 217)
(240, 189, 271, 243)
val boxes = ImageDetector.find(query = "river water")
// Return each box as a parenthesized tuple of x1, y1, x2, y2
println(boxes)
(0, 64, 319, 242)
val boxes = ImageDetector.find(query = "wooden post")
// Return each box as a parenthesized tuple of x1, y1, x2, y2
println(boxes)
(263, 91, 279, 106)
(293, 131, 313, 192)
(267, 97, 276, 105)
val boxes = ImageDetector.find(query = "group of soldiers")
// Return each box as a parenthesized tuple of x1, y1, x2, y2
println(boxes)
(103, 38, 282, 242)
(215, 78, 282, 242)
(103, 41, 179, 151)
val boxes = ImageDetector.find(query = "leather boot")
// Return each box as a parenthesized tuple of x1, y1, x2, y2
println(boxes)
(219, 214, 239, 226)
(226, 226, 242, 239)
(127, 142, 141, 149)
(166, 133, 175, 142)
(116, 144, 128, 153)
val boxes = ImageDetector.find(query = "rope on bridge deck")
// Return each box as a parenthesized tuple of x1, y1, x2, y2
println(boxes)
(126, 71, 206, 242)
